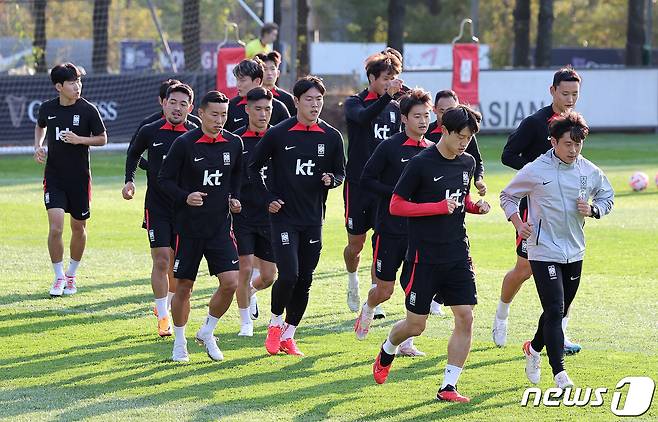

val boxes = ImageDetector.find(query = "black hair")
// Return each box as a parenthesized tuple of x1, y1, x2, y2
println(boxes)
(293, 75, 326, 98)
(552, 66, 581, 87)
(434, 89, 458, 105)
(399, 88, 432, 116)
(165, 83, 194, 103)
(159, 79, 181, 100)
(261, 22, 279, 36)
(442, 104, 482, 135)
(232, 58, 264, 81)
(50, 62, 84, 85)
(549, 111, 589, 142)
(365, 52, 402, 80)
(255, 51, 282, 67)
(246, 86, 273, 102)
(200, 91, 229, 109)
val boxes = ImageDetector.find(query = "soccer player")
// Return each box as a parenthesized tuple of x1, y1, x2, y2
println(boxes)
(343, 50, 403, 313)
(34, 63, 107, 297)
(372, 105, 490, 403)
(245, 22, 279, 58)
(500, 112, 613, 388)
(232, 87, 278, 337)
(224, 58, 290, 133)
(355, 89, 434, 356)
(493, 67, 582, 353)
(123, 83, 197, 337)
(158, 91, 243, 362)
(249, 76, 345, 357)
(255, 51, 297, 116)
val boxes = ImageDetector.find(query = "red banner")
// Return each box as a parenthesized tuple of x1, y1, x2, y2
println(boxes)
(452, 43, 479, 105)
(216, 47, 246, 98)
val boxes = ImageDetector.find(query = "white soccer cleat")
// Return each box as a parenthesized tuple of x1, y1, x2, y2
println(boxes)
(354, 307, 373, 341)
(492, 316, 508, 347)
(397, 340, 426, 357)
(563, 337, 582, 355)
(249, 294, 259, 320)
(430, 300, 445, 316)
(195, 330, 224, 361)
(49, 277, 65, 297)
(63, 275, 77, 295)
(238, 323, 254, 337)
(172, 342, 189, 362)
(373, 304, 386, 319)
(523, 340, 541, 384)
(554, 370, 574, 389)
(347, 284, 360, 312)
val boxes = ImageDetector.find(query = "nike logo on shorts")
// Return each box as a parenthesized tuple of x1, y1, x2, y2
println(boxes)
(81, 210, 89, 216)
(285, 146, 296, 150)
(194, 157, 205, 162)
(48, 116, 56, 120)
(153, 142, 163, 147)
(570, 276, 580, 280)
(309, 239, 320, 244)
(231, 259, 239, 264)
(401, 158, 409, 162)
(433, 176, 444, 182)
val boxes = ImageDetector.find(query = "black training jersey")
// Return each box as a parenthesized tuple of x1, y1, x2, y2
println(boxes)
(233, 125, 272, 226)
(344, 89, 402, 184)
(271, 86, 297, 116)
(248, 117, 345, 226)
(426, 120, 484, 181)
(501, 105, 557, 170)
(393, 146, 475, 264)
(158, 128, 243, 238)
(361, 132, 433, 236)
(225, 95, 290, 133)
(125, 118, 197, 216)
(37, 97, 105, 181)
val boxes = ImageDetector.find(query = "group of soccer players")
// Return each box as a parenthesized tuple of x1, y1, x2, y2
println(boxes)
(34, 49, 613, 403)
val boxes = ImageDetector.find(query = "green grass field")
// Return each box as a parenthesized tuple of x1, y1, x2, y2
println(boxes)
(0, 134, 657, 421)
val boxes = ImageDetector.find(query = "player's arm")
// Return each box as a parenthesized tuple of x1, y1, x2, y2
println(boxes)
(361, 141, 394, 195)
(389, 161, 457, 217)
(500, 165, 535, 236)
(467, 135, 486, 195)
(34, 124, 47, 164)
(62, 105, 108, 146)
(322, 132, 346, 189)
(229, 140, 243, 214)
(123, 126, 150, 199)
(501, 117, 536, 170)
(344, 93, 393, 125)
(579, 168, 614, 219)
(273, 100, 291, 124)
(128, 120, 149, 171)
(248, 130, 278, 203)
(158, 140, 190, 205)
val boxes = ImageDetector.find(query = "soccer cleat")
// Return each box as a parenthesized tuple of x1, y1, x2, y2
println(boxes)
(279, 338, 304, 356)
(563, 338, 582, 355)
(373, 304, 386, 320)
(49, 277, 65, 297)
(172, 342, 189, 362)
(158, 316, 172, 337)
(492, 316, 508, 347)
(63, 275, 77, 295)
(347, 284, 360, 312)
(195, 330, 224, 361)
(523, 340, 541, 384)
(554, 370, 574, 389)
(436, 385, 471, 403)
(265, 325, 283, 355)
(372, 351, 393, 384)
(238, 323, 254, 337)
(430, 300, 445, 316)
(249, 294, 259, 320)
(354, 308, 373, 340)
(397, 341, 426, 357)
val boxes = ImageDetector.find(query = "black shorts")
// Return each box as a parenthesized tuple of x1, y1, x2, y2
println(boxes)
(234, 221, 274, 262)
(400, 258, 477, 314)
(172, 231, 239, 281)
(43, 175, 91, 220)
(144, 209, 176, 249)
(270, 223, 322, 281)
(515, 197, 529, 259)
(372, 233, 407, 282)
(343, 181, 377, 235)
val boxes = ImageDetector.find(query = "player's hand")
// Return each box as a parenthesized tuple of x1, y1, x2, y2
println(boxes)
(476, 199, 491, 214)
(33, 146, 46, 164)
(475, 179, 487, 196)
(385, 79, 403, 97)
(122, 182, 135, 200)
(515, 221, 533, 239)
(187, 191, 207, 206)
(576, 198, 592, 216)
(229, 198, 242, 213)
(268, 199, 284, 213)
(446, 198, 458, 214)
(322, 173, 334, 187)
(62, 131, 81, 145)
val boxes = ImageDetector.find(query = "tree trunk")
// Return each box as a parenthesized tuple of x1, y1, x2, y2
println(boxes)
(182, 0, 201, 71)
(626, 0, 646, 65)
(535, 0, 553, 67)
(92, 0, 110, 73)
(297, 0, 310, 78)
(33, 0, 47, 73)
(387, 0, 405, 56)
(512, 0, 530, 67)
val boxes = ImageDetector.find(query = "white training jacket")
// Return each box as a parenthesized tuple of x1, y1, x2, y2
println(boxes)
(500, 149, 614, 264)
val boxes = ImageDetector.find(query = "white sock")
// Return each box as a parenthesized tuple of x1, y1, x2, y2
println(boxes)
(528, 343, 540, 356)
(496, 299, 511, 320)
(441, 364, 463, 389)
(400, 337, 414, 349)
(362, 302, 375, 318)
(281, 323, 297, 340)
(348, 271, 359, 288)
(154, 297, 168, 320)
(561, 316, 569, 334)
(371, 283, 377, 290)
(382, 337, 398, 355)
(270, 313, 284, 327)
(167, 292, 175, 310)
(173, 324, 186, 345)
(53, 262, 65, 279)
(249, 279, 260, 292)
(250, 268, 260, 283)
(200, 313, 220, 337)
(239, 308, 251, 325)
(66, 259, 80, 277)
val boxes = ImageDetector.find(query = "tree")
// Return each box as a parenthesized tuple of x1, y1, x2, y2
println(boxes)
(92, 0, 110, 73)
(513, 0, 530, 67)
(182, 0, 201, 71)
(535, 0, 554, 67)
(32, 0, 47, 73)
(387, 0, 406, 55)
(297, 0, 310, 78)
(626, 0, 646, 65)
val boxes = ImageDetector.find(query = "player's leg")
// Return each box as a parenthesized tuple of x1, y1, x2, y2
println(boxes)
(63, 179, 91, 295)
(343, 182, 373, 312)
(561, 261, 583, 357)
(235, 222, 257, 335)
(151, 246, 172, 336)
(46, 208, 66, 296)
(344, 232, 367, 310)
(247, 226, 278, 322)
(167, 247, 176, 310)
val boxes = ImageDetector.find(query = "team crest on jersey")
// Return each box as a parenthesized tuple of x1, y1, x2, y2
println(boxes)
(223, 152, 231, 166)
(44, 192, 50, 204)
(73, 114, 80, 126)
(548, 265, 557, 279)
(318, 144, 325, 157)
(281, 231, 290, 245)
(463, 171, 469, 185)
(390, 111, 396, 123)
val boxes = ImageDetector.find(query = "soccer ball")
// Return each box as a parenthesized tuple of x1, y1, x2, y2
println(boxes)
(629, 171, 649, 191)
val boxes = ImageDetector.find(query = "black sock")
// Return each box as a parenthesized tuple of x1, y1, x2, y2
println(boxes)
(379, 348, 395, 366)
